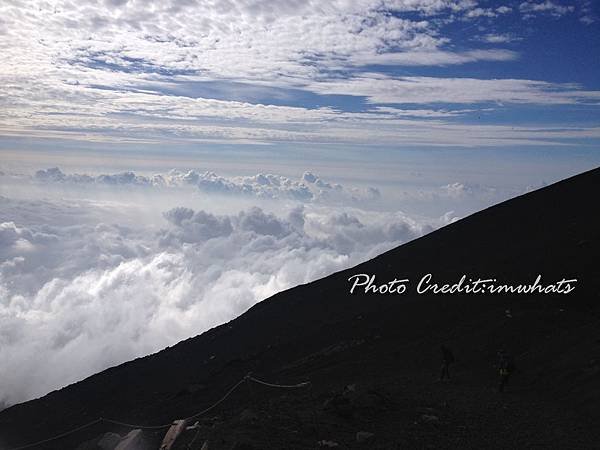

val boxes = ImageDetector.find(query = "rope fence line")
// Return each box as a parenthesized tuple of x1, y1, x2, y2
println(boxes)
(6, 374, 311, 450)
(7, 419, 104, 450)
(246, 376, 311, 389)
(100, 418, 172, 430)
(185, 377, 248, 422)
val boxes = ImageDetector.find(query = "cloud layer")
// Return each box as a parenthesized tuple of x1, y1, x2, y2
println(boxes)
(32, 167, 381, 204)
(1, 168, 475, 405)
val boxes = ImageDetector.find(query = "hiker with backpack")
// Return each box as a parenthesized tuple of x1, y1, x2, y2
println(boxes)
(439, 345, 455, 381)
(497, 350, 516, 392)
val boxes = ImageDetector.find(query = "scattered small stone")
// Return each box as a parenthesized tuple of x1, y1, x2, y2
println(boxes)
(317, 440, 340, 448)
(356, 431, 375, 443)
(420, 414, 440, 423)
(239, 408, 258, 422)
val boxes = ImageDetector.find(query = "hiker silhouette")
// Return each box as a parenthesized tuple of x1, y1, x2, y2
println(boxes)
(497, 350, 516, 392)
(439, 345, 455, 381)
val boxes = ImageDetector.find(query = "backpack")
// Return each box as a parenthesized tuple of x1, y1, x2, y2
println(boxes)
(443, 348, 455, 363)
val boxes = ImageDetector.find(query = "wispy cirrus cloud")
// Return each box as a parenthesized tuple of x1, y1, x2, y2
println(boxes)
(307, 74, 600, 105)
(478, 33, 522, 43)
(519, 1, 575, 18)
(1, 0, 597, 150)
(1, 68, 599, 148)
(578, 0, 597, 24)
(348, 49, 519, 66)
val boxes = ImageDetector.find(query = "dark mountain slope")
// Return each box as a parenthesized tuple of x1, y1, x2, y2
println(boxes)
(1, 167, 599, 449)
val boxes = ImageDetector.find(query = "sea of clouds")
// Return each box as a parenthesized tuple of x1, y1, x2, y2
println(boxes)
(0, 167, 515, 406)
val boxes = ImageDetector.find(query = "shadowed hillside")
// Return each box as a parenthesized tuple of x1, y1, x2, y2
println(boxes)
(1, 168, 599, 449)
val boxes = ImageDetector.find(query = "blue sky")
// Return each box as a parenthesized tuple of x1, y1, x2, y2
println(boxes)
(0, 0, 599, 184)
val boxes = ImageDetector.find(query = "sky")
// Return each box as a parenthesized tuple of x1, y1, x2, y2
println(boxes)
(0, 0, 599, 406)
(0, 0, 599, 176)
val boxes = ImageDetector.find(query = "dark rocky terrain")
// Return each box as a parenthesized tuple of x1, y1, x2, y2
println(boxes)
(1, 167, 599, 449)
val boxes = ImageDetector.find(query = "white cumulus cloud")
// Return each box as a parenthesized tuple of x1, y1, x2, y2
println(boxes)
(0, 170, 469, 405)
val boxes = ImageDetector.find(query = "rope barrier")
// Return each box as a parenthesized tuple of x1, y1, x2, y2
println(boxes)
(248, 376, 311, 389)
(184, 377, 248, 421)
(100, 418, 172, 430)
(5, 374, 310, 450)
(7, 418, 103, 450)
